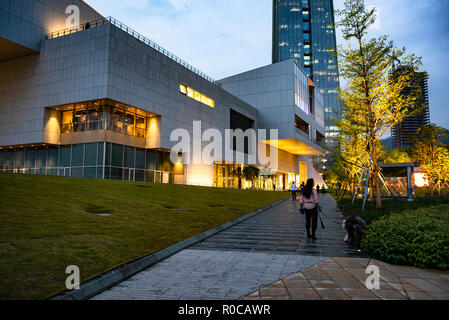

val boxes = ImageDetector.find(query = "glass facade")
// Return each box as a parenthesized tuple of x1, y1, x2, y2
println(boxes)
(273, 0, 341, 147)
(0, 143, 173, 183)
(59, 99, 148, 138)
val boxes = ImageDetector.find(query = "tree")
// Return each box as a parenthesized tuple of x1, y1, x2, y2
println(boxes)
(378, 148, 412, 163)
(412, 124, 449, 196)
(334, 0, 422, 208)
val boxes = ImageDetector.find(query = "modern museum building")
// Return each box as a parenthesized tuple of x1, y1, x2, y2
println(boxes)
(0, 0, 326, 190)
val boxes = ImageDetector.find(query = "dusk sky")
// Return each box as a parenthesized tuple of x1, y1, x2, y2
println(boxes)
(84, 0, 449, 131)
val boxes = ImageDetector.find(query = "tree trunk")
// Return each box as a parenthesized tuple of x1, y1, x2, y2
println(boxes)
(373, 146, 382, 209)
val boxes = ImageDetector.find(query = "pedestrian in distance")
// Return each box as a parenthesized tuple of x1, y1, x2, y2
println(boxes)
(321, 185, 326, 195)
(299, 178, 321, 240)
(291, 181, 297, 200)
(316, 184, 320, 194)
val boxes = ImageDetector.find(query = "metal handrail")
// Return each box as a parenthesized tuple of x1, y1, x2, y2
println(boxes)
(46, 17, 220, 86)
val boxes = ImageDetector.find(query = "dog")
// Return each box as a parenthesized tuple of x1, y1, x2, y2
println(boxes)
(342, 215, 366, 245)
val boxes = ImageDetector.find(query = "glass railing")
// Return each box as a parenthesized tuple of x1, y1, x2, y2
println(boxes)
(61, 120, 146, 138)
(46, 17, 220, 87)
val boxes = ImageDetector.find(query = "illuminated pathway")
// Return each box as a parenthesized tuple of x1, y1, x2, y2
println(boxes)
(92, 194, 364, 300)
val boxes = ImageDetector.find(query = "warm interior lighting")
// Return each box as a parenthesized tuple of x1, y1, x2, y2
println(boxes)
(186, 164, 214, 186)
(179, 84, 215, 108)
(413, 172, 429, 187)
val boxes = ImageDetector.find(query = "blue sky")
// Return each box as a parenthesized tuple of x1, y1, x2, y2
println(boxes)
(84, 0, 449, 130)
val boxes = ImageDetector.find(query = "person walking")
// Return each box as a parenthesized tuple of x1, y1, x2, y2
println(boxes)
(300, 181, 305, 195)
(316, 184, 320, 194)
(299, 178, 320, 240)
(291, 181, 297, 200)
(321, 185, 326, 195)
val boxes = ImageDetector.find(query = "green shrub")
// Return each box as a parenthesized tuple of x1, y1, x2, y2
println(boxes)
(361, 205, 449, 269)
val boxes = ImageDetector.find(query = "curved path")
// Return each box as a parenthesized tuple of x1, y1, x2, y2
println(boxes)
(92, 194, 365, 300)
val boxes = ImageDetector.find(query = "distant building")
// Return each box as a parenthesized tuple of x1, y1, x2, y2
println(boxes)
(272, 0, 341, 149)
(380, 136, 393, 151)
(391, 68, 430, 149)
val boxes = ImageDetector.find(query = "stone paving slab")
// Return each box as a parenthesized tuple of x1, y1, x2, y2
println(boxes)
(242, 257, 449, 300)
(92, 249, 326, 300)
(191, 194, 365, 257)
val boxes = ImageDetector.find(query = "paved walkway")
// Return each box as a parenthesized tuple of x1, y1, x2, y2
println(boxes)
(243, 257, 449, 300)
(93, 194, 367, 300)
(191, 194, 364, 257)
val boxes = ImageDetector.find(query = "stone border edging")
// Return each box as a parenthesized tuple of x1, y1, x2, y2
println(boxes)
(50, 197, 289, 300)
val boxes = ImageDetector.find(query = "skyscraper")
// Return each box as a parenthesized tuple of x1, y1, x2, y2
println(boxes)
(391, 68, 430, 149)
(272, 0, 341, 151)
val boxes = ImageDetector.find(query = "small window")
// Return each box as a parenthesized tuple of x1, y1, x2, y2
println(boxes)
(187, 87, 194, 98)
(193, 90, 201, 102)
(179, 84, 187, 94)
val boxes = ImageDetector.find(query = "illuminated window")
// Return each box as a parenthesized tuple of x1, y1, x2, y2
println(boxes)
(179, 84, 215, 108)
(179, 84, 187, 94)
(56, 99, 148, 138)
(187, 87, 194, 98)
(193, 90, 201, 102)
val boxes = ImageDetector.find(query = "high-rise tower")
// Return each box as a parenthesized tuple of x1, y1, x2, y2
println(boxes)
(391, 68, 430, 149)
(272, 0, 341, 152)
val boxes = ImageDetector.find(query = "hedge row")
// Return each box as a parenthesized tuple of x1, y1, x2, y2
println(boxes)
(361, 205, 449, 270)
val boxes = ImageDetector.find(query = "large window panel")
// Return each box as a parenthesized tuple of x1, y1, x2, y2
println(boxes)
(97, 142, 104, 166)
(25, 150, 36, 168)
(74, 109, 87, 132)
(59, 146, 71, 167)
(36, 149, 47, 169)
(135, 148, 145, 169)
(135, 169, 145, 182)
(88, 108, 102, 131)
(124, 146, 135, 168)
(84, 143, 97, 166)
(111, 144, 123, 167)
(71, 144, 84, 167)
(136, 116, 145, 138)
(84, 167, 96, 179)
(157, 152, 164, 171)
(4, 152, 14, 169)
(110, 167, 123, 180)
(105, 142, 111, 166)
(145, 150, 155, 170)
(145, 170, 154, 182)
(47, 147, 59, 168)
(0, 152, 4, 170)
(97, 166, 104, 179)
(125, 113, 135, 136)
(14, 150, 24, 169)
(111, 109, 124, 133)
(71, 167, 83, 178)
(164, 152, 173, 172)
(62, 111, 73, 133)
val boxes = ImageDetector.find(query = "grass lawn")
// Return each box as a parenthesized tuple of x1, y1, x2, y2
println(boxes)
(0, 174, 288, 299)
